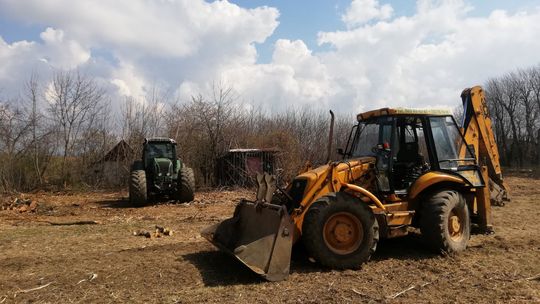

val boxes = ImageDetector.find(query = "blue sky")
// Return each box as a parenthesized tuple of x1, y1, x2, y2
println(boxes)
(228, 0, 540, 63)
(1, 0, 540, 112)
(229, 0, 353, 62)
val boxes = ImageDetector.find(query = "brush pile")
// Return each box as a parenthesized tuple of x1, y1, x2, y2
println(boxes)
(0, 198, 38, 213)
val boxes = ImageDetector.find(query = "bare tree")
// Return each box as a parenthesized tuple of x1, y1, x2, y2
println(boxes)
(24, 73, 44, 185)
(529, 66, 540, 165)
(178, 83, 240, 185)
(485, 65, 540, 168)
(46, 70, 105, 185)
(0, 101, 32, 191)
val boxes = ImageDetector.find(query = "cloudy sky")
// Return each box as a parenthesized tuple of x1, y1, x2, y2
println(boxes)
(1, 0, 540, 113)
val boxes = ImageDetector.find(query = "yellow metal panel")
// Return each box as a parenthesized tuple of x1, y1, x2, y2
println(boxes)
(386, 211, 414, 226)
(357, 107, 451, 121)
(476, 166, 493, 232)
(408, 172, 466, 200)
(392, 108, 451, 115)
(370, 201, 408, 213)
(290, 158, 376, 242)
(340, 183, 386, 211)
(459, 170, 482, 186)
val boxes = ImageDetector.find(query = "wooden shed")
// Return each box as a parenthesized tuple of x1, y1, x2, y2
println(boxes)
(216, 148, 279, 186)
(91, 140, 134, 187)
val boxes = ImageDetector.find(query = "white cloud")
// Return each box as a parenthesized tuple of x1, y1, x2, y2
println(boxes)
(0, 0, 278, 59)
(342, 0, 394, 28)
(38, 27, 91, 69)
(0, 0, 278, 100)
(315, 0, 540, 111)
(110, 62, 147, 98)
(1, 0, 540, 115)
(0, 27, 91, 96)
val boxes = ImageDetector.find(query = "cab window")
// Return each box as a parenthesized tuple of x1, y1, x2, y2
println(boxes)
(429, 116, 473, 170)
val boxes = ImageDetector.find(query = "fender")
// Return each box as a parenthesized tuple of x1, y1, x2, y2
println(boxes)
(408, 171, 466, 200)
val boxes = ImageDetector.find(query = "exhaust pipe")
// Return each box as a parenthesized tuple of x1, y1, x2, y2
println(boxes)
(326, 110, 335, 163)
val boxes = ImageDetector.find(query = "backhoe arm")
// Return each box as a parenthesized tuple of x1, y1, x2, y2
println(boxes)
(460, 86, 509, 206)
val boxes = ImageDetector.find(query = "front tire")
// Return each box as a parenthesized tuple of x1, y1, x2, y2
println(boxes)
(420, 190, 470, 253)
(302, 192, 379, 269)
(129, 170, 147, 207)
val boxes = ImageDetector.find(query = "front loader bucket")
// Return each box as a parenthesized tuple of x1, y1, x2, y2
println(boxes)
(201, 200, 293, 281)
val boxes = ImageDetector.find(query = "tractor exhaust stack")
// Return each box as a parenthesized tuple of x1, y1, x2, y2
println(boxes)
(326, 110, 335, 163)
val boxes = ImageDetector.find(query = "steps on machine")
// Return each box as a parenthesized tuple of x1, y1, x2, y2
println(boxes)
(375, 210, 416, 238)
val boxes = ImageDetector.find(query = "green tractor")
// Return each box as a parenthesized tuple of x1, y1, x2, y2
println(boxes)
(129, 137, 195, 206)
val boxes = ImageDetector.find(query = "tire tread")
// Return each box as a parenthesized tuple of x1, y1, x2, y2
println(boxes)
(177, 166, 195, 203)
(302, 192, 378, 269)
(129, 169, 147, 206)
(420, 190, 470, 253)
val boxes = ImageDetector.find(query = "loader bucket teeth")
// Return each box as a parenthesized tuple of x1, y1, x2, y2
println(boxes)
(264, 174, 277, 203)
(201, 200, 293, 281)
(256, 173, 267, 202)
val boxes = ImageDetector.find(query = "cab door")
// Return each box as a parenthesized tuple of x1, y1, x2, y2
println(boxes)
(392, 117, 433, 192)
(373, 117, 396, 193)
(427, 116, 485, 187)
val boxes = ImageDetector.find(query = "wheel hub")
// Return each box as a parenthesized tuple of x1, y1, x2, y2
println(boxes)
(448, 211, 463, 241)
(334, 222, 353, 243)
(323, 212, 363, 255)
(450, 215, 461, 232)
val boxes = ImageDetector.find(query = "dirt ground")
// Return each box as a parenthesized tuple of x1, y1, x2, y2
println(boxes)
(0, 176, 539, 304)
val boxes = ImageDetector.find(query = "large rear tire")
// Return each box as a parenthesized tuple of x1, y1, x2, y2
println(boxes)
(129, 170, 147, 207)
(420, 190, 470, 253)
(176, 166, 195, 203)
(302, 192, 379, 269)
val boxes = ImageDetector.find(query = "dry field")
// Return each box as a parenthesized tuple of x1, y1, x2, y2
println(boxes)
(0, 176, 539, 303)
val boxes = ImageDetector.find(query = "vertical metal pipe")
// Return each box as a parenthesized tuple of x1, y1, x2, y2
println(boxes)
(326, 110, 335, 163)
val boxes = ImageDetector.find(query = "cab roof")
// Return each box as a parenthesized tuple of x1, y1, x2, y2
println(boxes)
(357, 107, 452, 121)
(145, 137, 176, 144)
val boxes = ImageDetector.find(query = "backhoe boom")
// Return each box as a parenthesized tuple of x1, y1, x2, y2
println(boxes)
(461, 86, 509, 206)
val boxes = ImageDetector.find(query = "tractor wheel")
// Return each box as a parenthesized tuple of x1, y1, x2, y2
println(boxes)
(176, 166, 195, 203)
(420, 190, 470, 253)
(302, 192, 379, 269)
(129, 169, 147, 207)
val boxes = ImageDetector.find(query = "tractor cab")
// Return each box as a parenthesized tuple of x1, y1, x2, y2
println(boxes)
(344, 108, 484, 195)
(143, 138, 177, 170)
(142, 138, 179, 193)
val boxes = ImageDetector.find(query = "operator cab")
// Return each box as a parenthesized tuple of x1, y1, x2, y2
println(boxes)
(143, 138, 177, 168)
(142, 138, 179, 187)
(344, 108, 482, 195)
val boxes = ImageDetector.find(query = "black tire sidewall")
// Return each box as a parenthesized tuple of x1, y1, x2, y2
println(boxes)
(176, 166, 195, 203)
(445, 193, 470, 250)
(302, 192, 378, 269)
(129, 169, 147, 207)
(421, 190, 470, 253)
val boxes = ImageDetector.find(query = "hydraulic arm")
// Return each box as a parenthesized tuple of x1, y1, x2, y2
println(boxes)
(461, 86, 509, 206)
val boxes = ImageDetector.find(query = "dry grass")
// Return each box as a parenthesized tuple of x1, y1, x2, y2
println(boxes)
(0, 177, 539, 303)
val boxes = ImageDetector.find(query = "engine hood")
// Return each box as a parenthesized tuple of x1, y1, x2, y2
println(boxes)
(297, 157, 375, 182)
(152, 158, 174, 177)
(293, 157, 375, 193)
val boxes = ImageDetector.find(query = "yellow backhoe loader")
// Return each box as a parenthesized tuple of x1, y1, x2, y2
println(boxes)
(202, 86, 509, 281)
